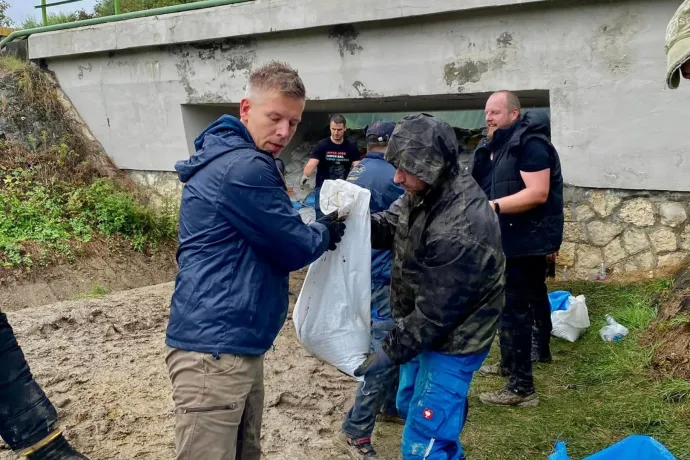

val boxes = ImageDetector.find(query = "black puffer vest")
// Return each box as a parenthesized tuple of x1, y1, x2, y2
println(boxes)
(469, 111, 564, 258)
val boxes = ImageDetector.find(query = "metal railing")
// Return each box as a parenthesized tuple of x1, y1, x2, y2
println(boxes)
(0, 0, 251, 49)
(36, 0, 121, 26)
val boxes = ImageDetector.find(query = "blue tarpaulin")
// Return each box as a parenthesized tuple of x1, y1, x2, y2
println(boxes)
(549, 436, 677, 460)
(548, 291, 571, 313)
(292, 191, 316, 210)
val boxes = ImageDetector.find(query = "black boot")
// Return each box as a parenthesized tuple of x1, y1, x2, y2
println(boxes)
(25, 433, 88, 460)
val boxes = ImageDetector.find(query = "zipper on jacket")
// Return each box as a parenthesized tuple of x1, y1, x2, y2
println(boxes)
(181, 403, 237, 414)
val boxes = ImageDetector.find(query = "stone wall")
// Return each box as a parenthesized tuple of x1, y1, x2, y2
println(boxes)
(126, 148, 690, 282)
(560, 187, 690, 279)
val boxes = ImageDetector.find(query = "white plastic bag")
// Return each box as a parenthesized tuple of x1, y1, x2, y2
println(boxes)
(551, 295, 590, 342)
(293, 179, 372, 379)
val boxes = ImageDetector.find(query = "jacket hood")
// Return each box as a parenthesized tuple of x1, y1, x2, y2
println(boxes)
(385, 113, 460, 188)
(175, 115, 255, 183)
(521, 109, 551, 139)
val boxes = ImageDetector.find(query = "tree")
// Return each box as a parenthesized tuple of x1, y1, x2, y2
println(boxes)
(0, 0, 14, 28)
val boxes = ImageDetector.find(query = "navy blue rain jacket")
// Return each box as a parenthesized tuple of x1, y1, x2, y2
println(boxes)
(347, 152, 404, 285)
(166, 115, 330, 356)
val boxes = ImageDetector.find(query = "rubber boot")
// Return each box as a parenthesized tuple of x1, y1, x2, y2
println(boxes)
(24, 433, 89, 460)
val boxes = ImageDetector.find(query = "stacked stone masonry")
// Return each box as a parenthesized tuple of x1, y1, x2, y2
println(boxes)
(560, 187, 690, 279)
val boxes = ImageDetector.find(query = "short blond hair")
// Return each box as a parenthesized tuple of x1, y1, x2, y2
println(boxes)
(246, 61, 306, 99)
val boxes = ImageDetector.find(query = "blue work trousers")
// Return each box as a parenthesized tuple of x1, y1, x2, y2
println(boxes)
(397, 351, 488, 459)
(342, 283, 399, 438)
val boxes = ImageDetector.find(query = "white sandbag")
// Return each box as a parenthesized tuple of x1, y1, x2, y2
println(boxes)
(551, 295, 591, 343)
(293, 179, 372, 379)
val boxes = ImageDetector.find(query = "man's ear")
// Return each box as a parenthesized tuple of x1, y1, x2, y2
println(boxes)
(239, 98, 251, 122)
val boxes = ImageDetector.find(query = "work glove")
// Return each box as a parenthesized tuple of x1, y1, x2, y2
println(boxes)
(316, 211, 346, 251)
(354, 348, 393, 379)
(299, 174, 309, 190)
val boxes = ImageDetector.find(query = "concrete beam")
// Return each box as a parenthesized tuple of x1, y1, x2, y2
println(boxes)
(29, 0, 559, 59)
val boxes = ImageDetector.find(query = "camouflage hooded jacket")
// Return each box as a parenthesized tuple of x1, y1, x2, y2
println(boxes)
(372, 114, 506, 365)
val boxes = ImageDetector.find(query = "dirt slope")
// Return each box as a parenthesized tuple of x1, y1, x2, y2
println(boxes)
(0, 273, 376, 460)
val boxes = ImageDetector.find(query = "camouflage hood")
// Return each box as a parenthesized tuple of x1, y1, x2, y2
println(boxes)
(385, 114, 460, 189)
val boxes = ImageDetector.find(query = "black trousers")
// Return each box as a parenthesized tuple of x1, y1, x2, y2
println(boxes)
(499, 256, 551, 395)
(0, 311, 57, 451)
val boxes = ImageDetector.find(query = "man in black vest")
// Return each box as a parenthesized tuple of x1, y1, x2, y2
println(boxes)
(469, 90, 564, 407)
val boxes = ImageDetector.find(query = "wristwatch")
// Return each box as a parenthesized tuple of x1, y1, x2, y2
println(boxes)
(492, 200, 500, 214)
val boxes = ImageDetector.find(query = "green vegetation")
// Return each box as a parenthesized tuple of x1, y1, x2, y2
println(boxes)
(72, 283, 110, 299)
(20, 10, 95, 30)
(0, 56, 25, 73)
(0, 58, 178, 269)
(94, 0, 206, 16)
(374, 279, 690, 459)
(0, 0, 11, 27)
(18, 0, 209, 29)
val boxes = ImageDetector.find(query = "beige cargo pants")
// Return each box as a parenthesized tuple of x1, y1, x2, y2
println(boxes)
(166, 346, 264, 460)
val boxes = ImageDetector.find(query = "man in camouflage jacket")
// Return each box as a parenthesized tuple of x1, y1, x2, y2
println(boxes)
(354, 113, 505, 459)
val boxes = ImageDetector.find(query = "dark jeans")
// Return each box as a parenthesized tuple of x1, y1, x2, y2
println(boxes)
(0, 311, 58, 451)
(499, 256, 551, 395)
(342, 283, 399, 439)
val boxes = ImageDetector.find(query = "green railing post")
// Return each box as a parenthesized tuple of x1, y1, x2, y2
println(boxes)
(114, 0, 121, 15)
(41, 0, 48, 26)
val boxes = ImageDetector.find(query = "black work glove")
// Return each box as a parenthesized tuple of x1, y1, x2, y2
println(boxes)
(316, 211, 346, 251)
(353, 348, 393, 379)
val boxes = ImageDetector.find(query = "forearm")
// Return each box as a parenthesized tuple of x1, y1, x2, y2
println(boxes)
(303, 159, 318, 177)
(494, 187, 548, 214)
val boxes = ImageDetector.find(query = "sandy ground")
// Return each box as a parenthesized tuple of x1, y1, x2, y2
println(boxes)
(0, 274, 403, 460)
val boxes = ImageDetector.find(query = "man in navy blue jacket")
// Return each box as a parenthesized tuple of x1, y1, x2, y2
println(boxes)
(337, 120, 405, 460)
(165, 61, 345, 460)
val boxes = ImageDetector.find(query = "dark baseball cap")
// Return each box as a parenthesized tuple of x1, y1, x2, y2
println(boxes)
(366, 120, 396, 143)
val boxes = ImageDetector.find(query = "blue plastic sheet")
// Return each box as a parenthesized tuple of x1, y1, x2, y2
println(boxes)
(291, 191, 316, 210)
(303, 191, 316, 208)
(549, 436, 677, 460)
(548, 291, 571, 313)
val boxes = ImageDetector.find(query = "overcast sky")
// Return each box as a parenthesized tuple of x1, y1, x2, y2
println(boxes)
(7, 0, 99, 24)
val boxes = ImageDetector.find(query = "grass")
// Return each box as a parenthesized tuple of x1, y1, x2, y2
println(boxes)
(21, 12, 82, 29)
(373, 279, 690, 460)
(71, 283, 110, 300)
(0, 56, 26, 73)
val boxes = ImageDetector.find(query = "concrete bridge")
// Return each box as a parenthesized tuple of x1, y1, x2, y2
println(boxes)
(26, 0, 688, 192)
(18, 0, 690, 276)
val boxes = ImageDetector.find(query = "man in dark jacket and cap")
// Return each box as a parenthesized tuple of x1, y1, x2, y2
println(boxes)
(469, 90, 564, 408)
(354, 113, 505, 459)
(337, 120, 405, 459)
(165, 61, 345, 460)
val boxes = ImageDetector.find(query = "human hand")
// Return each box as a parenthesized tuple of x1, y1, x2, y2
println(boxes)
(316, 211, 346, 251)
(300, 175, 309, 189)
(353, 348, 393, 378)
